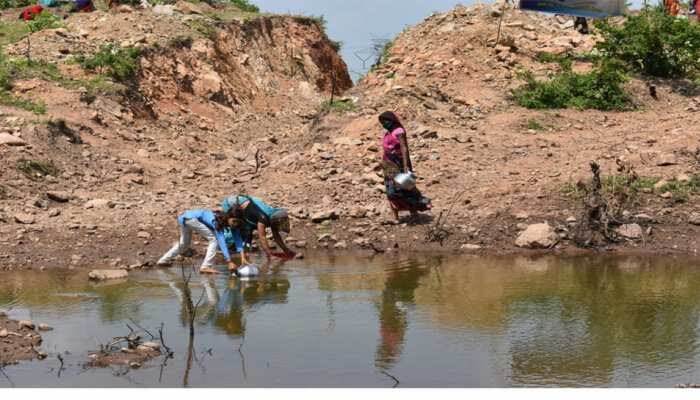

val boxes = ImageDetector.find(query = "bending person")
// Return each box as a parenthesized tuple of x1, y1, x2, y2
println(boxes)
(158, 209, 245, 274)
(222, 195, 296, 260)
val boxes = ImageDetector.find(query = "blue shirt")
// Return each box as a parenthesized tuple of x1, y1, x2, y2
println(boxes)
(224, 228, 244, 253)
(177, 209, 232, 262)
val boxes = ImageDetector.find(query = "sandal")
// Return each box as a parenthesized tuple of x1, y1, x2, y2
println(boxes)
(199, 267, 220, 275)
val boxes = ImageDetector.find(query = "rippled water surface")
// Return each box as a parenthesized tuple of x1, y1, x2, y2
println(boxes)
(1, 254, 700, 387)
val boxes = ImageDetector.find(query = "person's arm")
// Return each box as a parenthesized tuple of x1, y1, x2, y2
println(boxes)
(398, 133, 410, 173)
(215, 230, 232, 263)
(230, 229, 248, 266)
(257, 222, 273, 258)
(272, 227, 296, 258)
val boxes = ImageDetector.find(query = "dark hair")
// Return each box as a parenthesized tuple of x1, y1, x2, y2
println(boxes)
(213, 209, 236, 231)
(379, 111, 404, 131)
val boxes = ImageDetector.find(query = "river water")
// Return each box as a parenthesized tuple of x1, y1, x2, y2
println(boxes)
(1, 254, 700, 387)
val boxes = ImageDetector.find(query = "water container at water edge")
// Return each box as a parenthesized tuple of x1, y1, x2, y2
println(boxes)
(236, 264, 260, 277)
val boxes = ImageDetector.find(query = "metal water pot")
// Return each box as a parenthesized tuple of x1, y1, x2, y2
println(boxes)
(236, 264, 260, 277)
(394, 172, 417, 191)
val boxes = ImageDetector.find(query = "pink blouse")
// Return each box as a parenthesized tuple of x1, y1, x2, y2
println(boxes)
(382, 127, 405, 161)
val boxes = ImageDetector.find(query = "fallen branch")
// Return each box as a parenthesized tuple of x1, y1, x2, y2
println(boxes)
(426, 191, 466, 245)
(381, 370, 400, 388)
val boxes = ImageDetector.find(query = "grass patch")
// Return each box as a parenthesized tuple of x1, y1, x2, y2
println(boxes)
(563, 175, 700, 203)
(512, 60, 631, 111)
(230, 0, 259, 13)
(321, 99, 356, 114)
(0, 21, 30, 47)
(603, 175, 658, 193)
(656, 176, 700, 203)
(0, 91, 46, 114)
(76, 44, 141, 82)
(526, 119, 545, 131)
(16, 159, 59, 180)
(187, 18, 218, 38)
(0, 0, 33, 10)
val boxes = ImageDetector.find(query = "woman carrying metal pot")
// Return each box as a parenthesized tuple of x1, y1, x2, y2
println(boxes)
(379, 111, 431, 222)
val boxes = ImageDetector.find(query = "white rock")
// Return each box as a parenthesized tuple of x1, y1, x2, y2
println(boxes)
(88, 269, 128, 281)
(84, 199, 114, 209)
(0, 133, 27, 146)
(461, 244, 482, 251)
(19, 320, 35, 330)
(617, 224, 643, 240)
(311, 210, 338, 223)
(14, 213, 35, 225)
(656, 153, 678, 166)
(515, 223, 558, 249)
(689, 212, 700, 226)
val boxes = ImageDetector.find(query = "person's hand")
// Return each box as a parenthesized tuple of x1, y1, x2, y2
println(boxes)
(228, 261, 239, 272)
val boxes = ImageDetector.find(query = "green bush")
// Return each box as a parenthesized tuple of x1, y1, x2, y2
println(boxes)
(27, 11, 63, 32)
(321, 99, 357, 113)
(595, 6, 700, 79)
(0, 51, 9, 90)
(77, 44, 141, 81)
(0, 0, 34, 9)
(513, 60, 631, 111)
(230, 0, 259, 13)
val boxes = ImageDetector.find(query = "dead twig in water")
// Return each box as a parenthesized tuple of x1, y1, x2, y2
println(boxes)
(129, 318, 156, 340)
(180, 261, 206, 388)
(57, 354, 65, 378)
(380, 370, 400, 388)
(158, 323, 173, 357)
(238, 339, 248, 382)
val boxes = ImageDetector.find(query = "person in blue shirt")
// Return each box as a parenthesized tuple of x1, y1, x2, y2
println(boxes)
(221, 194, 296, 259)
(157, 209, 247, 274)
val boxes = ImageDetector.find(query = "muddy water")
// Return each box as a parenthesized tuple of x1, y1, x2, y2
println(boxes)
(1, 254, 700, 387)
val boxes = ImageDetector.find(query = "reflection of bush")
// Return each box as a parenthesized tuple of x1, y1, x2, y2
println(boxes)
(413, 256, 700, 384)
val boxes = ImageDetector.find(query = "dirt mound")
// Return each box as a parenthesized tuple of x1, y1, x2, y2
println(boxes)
(0, 3, 699, 270)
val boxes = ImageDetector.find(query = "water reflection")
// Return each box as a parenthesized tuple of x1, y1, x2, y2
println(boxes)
(1, 254, 700, 387)
(375, 259, 430, 371)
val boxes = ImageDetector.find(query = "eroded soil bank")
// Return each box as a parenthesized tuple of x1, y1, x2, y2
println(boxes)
(1, 4, 699, 271)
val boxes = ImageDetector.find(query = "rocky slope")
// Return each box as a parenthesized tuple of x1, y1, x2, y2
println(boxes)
(0, 3, 699, 271)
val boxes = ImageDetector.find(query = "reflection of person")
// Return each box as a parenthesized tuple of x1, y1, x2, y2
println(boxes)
(221, 195, 296, 261)
(211, 272, 291, 337)
(375, 263, 429, 370)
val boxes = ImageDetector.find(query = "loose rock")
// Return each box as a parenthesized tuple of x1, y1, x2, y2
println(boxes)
(515, 223, 558, 249)
(88, 269, 129, 281)
(616, 224, 643, 240)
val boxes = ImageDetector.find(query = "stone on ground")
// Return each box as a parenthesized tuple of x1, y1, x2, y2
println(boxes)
(88, 269, 128, 281)
(515, 223, 558, 249)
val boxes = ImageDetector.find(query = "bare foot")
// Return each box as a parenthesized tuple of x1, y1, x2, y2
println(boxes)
(199, 267, 220, 275)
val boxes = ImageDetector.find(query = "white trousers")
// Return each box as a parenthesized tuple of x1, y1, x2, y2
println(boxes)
(158, 219, 219, 269)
